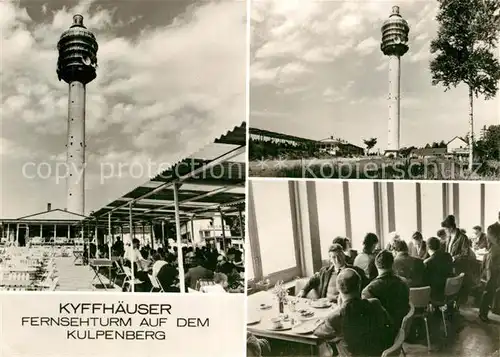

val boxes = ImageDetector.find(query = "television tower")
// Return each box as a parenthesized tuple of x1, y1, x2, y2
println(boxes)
(380, 6, 409, 153)
(57, 15, 98, 215)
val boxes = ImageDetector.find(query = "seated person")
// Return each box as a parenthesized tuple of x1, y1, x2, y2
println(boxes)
(201, 272, 228, 293)
(297, 244, 367, 302)
(393, 239, 425, 287)
(333, 237, 356, 265)
(157, 262, 179, 292)
(151, 253, 167, 278)
(247, 333, 270, 357)
(472, 225, 489, 251)
(385, 231, 401, 253)
(362, 250, 410, 335)
(124, 238, 152, 292)
(185, 257, 214, 290)
(408, 231, 429, 259)
(353, 233, 379, 281)
(314, 268, 394, 356)
(423, 237, 454, 302)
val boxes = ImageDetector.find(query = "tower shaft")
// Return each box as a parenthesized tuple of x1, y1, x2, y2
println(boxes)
(66, 81, 86, 215)
(388, 55, 401, 151)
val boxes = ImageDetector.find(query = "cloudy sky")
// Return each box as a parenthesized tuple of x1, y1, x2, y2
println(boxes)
(1, 0, 245, 218)
(250, 0, 499, 151)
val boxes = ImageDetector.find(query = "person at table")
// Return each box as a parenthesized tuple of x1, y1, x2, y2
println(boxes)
(472, 226, 489, 250)
(111, 237, 125, 257)
(333, 237, 356, 265)
(353, 233, 379, 281)
(442, 215, 470, 261)
(437, 229, 448, 251)
(156, 259, 179, 292)
(297, 244, 367, 302)
(385, 231, 401, 253)
(314, 268, 394, 357)
(478, 223, 500, 322)
(361, 250, 410, 333)
(201, 272, 228, 293)
(408, 231, 429, 259)
(247, 333, 270, 357)
(424, 237, 454, 302)
(185, 255, 214, 290)
(124, 238, 151, 292)
(393, 239, 425, 287)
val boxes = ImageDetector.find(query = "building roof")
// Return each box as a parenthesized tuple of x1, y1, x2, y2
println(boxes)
(1, 208, 88, 224)
(249, 127, 316, 144)
(84, 123, 246, 228)
(446, 136, 469, 145)
(411, 148, 447, 156)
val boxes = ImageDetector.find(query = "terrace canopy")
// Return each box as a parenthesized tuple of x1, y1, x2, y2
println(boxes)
(81, 122, 246, 292)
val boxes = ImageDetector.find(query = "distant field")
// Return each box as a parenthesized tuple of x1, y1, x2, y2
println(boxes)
(249, 157, 500, 180)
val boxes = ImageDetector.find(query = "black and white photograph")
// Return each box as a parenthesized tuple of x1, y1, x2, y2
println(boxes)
(249, 0, 500, 180)
(0, 0, 246, 294)
(247, 179, 500, 357)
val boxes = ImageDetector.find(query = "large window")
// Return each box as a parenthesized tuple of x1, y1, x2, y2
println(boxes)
(393, 183, 418, 241)
(420, 183, 443, 238)
(349, 182, 376, 250)
(485, 184, 500, 227)
(251, 181, 297, 277)
(458, 183, 481, 235)
(315, 182, 346, 259)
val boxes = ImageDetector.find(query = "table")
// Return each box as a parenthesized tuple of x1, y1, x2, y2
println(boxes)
(247, 291, 335, 356)
(89, 259, 114, 290)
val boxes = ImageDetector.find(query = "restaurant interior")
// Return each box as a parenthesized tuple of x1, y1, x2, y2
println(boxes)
(247, 180, 500, 357)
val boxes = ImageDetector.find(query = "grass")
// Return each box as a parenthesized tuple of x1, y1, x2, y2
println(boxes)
(249, 158, 500, 180)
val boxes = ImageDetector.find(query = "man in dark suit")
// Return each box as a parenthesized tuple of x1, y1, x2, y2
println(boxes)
(442, 215, 470, 261)
(298, 244, 367, 302)
(393, 239, 425, 287)
(314, 268, 394, 356)
(362, 250, 410, 335)
(408, 231, 429, 259)
(424, 237, 454, 301)
(479, 224, 500, 322)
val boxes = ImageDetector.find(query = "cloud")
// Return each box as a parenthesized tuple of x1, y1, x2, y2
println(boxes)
(355, 36, 379, 56)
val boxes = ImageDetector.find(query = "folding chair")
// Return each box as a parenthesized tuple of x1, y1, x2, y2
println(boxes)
(122, 266, 143, 292)
(149, 274, 165, 293)
(112, 260, 126, 286)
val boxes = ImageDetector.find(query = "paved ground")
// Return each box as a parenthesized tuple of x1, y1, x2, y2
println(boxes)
(54, 257, 119, 292)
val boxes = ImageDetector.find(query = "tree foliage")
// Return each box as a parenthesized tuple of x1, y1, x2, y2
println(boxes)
(430, 0, 500, 98)
(363, 138, 378, 151)
(476, 125, 500, 160)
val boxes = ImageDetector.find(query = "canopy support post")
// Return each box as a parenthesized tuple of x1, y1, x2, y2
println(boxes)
(174, 183, 186, 293)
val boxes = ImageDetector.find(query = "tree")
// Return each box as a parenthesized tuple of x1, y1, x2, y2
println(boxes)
(430, 0, 500, 170)
(431, 142, 440, 148)
(363, 138, 377, 155)
(482, 125, 500, 160)
(439, 140, 447, 148)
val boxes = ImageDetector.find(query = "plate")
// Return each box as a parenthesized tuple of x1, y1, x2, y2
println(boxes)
(267, 324, 292, 331)
(311, 301, 332, 309)
(293, 319, 322, 334)
(247, 316, 261, 325)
